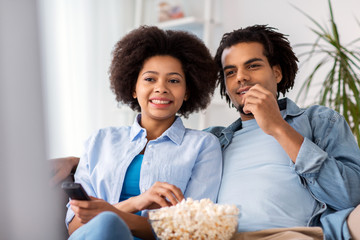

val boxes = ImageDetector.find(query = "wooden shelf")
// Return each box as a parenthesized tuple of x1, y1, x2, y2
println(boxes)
(156, 16, 203, 29)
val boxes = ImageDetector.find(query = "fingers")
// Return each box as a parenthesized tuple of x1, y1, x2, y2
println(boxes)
(134, 182, 185, 210)
(242, 85, 277, 114)
(151, 182, 184, 206)
(71, 205, 96, 223)
(70, 198, 114, 224)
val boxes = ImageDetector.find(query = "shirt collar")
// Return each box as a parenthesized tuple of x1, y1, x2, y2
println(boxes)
(221, 97, 304, 136)
(130, 114, 185, 145)
(221, 117, 242, 136)
(280, 98, 305, 118)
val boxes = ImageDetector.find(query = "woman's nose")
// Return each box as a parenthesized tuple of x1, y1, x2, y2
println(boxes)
(154, 80, 168, 93)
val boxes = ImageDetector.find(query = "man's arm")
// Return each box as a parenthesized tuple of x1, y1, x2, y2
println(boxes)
(243, 85, 360, 209)
(242, 84, 303, 162)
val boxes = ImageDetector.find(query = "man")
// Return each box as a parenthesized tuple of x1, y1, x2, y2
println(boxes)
(51, 25, 360, 239)
(206, 25, 360, 240)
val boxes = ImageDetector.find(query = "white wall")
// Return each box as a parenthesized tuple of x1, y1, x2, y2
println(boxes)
(219, 0, 360, 102)
(40, 0, 360, 158)
(39, 0, 136, 158)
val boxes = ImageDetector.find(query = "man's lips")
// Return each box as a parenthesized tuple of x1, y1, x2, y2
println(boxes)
(236, 86, 251, 95)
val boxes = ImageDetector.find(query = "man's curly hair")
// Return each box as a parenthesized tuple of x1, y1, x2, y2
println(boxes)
(109, 25, 217, 118)
(214, 25, 299, 106)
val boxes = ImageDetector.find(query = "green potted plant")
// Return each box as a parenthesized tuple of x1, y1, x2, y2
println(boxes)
(294, 0, 360, 146)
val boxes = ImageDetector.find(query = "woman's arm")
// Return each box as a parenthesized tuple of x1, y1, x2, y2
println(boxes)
(68, 197, 155, 239)
(113, 181, 184, 213)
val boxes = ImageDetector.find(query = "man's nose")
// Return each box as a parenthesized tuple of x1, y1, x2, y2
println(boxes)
(236, 69, 250, 84)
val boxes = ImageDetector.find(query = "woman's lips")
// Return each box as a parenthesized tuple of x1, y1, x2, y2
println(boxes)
(150, 99, 171, 104)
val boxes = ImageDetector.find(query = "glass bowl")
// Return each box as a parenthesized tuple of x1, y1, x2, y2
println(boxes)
(148, 212, 238, 240)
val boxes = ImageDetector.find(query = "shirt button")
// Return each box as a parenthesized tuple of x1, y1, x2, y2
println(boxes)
(148, 145, 152, 148)
(144, 161, 149, 165)
(141, 188, 146, 193)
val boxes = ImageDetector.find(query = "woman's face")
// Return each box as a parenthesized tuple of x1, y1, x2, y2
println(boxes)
(133, 55, 188, 124)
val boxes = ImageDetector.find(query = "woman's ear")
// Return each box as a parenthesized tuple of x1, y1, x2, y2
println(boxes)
(273, 65, 283, 83)
(132, 91, 137, 99)
(184, 91, 189, 101)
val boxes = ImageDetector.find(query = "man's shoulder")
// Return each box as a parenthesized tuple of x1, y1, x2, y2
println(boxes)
(203, 126, 226, 138)
(302, 104, 342, 122)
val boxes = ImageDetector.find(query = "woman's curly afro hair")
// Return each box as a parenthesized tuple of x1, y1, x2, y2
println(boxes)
(214, 25, 299, 106)
(109, 25, 218, 118)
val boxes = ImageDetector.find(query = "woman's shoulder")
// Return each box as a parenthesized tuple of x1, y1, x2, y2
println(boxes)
(87, 126, 132, 143)
(184, 128, 220, 143)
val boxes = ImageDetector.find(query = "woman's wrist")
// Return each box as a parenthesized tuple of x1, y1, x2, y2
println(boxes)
(114, 197, 140, 213)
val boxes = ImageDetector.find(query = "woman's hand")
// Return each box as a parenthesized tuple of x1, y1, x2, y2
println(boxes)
(70, 196, 117, 224)
(119, 182, 184, 212)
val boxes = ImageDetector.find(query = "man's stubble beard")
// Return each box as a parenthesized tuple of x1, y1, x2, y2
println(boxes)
(236, 104, 254, 117)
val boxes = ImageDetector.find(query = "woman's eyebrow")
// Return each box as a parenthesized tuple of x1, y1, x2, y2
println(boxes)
(141, 71, 158, 76)
(167, 72, 184, 78)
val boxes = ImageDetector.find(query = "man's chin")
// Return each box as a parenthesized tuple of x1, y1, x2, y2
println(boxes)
(238, 105, 253, 117)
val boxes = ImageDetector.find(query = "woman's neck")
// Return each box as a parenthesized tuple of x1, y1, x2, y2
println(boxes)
(139, 115, 176, 141)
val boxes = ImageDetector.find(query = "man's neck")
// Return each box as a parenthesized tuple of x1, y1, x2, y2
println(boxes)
(240, 113, 255, 121)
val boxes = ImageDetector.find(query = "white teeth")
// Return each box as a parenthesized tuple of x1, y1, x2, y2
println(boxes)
(151, 100, 170, 104)
(240, 91, 248, 94)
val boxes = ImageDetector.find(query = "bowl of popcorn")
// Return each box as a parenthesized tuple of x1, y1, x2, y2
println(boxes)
(148, 198, 239, 240)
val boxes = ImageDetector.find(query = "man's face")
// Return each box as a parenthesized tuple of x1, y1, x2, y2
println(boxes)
(221, 42, 282, 118)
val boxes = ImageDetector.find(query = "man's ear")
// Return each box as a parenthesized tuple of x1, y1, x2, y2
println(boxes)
(273, 65, 283, 83)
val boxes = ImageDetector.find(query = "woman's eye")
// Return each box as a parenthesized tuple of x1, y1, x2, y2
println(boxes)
(144, 77, 154, 82)
(169, 79, 180, 83)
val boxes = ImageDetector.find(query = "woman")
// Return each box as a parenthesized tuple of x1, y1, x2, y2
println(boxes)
(65, 26, 222, 240)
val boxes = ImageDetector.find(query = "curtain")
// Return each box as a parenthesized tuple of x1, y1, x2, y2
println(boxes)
(38, 0, 136, 158)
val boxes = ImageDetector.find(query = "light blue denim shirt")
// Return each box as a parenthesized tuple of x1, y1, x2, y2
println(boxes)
(66, 114, 222, 227)
(205, 98, 360, 240)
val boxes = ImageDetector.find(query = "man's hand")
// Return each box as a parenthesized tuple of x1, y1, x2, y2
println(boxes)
(70, 196, 117, 224)
(49, 156, 80, 187)
(242, 84, 304, 162)
(242, 84, 284, 136)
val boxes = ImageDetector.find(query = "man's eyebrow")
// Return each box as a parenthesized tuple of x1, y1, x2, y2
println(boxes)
(223, 65, 236, 71)
(244, 58, 264, 65)
(223, 58, 265, 71)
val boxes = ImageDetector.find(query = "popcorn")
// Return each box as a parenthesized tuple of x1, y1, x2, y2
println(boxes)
(148, 198, 239, 240)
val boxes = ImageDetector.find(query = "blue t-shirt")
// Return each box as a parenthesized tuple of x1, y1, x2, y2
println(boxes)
(218, 119, 316, 232)
(120, 154, 143, 215)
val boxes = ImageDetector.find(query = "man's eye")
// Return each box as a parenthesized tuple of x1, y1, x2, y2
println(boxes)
(249, 64, 260, 69)
(225, 70, 235, 77)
